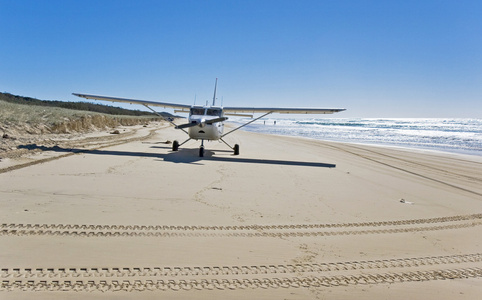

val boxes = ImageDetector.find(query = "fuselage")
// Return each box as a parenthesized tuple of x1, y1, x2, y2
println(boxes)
(187, 106, 225, 140)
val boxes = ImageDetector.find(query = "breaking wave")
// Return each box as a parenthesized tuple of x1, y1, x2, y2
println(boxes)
(232, 118, 482, 156)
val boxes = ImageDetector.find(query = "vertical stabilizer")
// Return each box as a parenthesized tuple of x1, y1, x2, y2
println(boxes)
(212, 78, 218, 106)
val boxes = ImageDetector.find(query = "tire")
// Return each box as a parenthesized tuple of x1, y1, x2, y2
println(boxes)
(199, 146, 204, 157)
(234, 144, 240, 155)
(172, 140, 179, 151)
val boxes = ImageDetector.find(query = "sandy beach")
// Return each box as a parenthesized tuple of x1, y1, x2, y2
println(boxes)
(1, 123, 482, 299)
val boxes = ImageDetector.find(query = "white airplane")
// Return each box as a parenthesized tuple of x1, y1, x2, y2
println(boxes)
(73, 79, 345, 157)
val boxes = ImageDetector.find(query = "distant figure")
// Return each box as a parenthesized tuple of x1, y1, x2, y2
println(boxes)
(264, 121, 266, 125)
(274, 121, 276, 125)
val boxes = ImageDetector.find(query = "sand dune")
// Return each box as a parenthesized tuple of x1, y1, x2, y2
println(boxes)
(1, 123, 481, 299)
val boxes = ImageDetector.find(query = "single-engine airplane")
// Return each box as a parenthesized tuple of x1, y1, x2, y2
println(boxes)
(73, 79, 346, 157)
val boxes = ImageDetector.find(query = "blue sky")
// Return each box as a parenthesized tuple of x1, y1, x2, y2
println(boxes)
(1, 0, 481, 118)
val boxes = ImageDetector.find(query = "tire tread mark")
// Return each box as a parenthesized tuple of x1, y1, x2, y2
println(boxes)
(1, 268, 481, 291)
(2, 253, 480, 278)
(1, 221, 480, 238)
(0, 128, 160, 174)
(338, 144, 482, 183)
(324, 143, 482, 197)
(2, 213, 481, 232)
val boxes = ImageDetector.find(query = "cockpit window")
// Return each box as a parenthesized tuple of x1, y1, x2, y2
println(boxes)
(207, 108, 222, 116)
(190, 107, 222, 116)
(190, 108, 205, 115)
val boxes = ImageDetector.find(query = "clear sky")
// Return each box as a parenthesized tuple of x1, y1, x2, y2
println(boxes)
(1, 0, 481, 118)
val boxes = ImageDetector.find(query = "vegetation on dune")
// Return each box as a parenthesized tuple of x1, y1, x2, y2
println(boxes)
(0, 94, 166, 135)
(0, 92, 174, 118)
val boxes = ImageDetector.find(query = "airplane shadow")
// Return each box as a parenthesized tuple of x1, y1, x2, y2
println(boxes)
(18, 144, 336, 168)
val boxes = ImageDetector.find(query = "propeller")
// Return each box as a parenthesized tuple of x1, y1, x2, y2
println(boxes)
(175, 121, 199, 129)
(175, 117, 228, 129)
(205, 117, 228, 124)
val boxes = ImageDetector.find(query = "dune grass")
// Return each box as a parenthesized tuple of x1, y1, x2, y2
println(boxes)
(0, 100, 161, 134)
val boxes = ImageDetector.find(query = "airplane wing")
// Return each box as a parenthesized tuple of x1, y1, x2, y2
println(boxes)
(222, 107, 346, 114)
(72, 93, 346, 114)
(72, 93, 192, 110)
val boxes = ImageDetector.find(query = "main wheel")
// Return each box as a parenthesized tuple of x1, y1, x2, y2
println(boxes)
(234, 144, 240, 155)
(172, 140, 179, 151)
(199, 146, 204, 157)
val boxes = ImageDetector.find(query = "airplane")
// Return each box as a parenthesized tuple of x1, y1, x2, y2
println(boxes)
(73, 79, 346, 157)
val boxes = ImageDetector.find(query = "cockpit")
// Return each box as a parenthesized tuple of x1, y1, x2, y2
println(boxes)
(206, 108, 222, 116)
(190, 107, 205, 115)
(190, 107, 222, 116)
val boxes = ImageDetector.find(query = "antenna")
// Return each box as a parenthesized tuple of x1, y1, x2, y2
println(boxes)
(212, 78, 218, 106)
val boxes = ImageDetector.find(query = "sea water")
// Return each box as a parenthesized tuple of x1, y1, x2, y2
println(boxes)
(232, 118, 482, 156)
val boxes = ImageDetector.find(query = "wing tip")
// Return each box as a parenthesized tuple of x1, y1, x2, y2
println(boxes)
(72, 93, 85, 98)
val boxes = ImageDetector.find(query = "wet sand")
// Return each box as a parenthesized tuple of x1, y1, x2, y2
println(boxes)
(1, 124, 482, 299)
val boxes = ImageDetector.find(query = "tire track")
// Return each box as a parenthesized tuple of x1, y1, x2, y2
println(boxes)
(324, 143, 482, 197)
(3, 213, 480, 231)
(1, 214, 481, 238)
(0, 127, 161, 174)
(0, 268, 482, 292)
(339, 144, 482, 183)
(2, 268, 482, 291)
(1, 222, 480, 238)
(2, 253, 481, 279)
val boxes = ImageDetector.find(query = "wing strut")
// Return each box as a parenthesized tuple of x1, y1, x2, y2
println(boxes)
(212, 78, 218, 106)
(142, 104, 189, 135)
(221, 112, 272, 138)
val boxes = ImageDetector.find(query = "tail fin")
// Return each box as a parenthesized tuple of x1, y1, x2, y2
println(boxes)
(212, 78, 218, 106)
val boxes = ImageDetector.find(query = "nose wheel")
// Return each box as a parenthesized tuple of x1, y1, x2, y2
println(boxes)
(172, 140, 179, 151)
(199, 140, 205, 157)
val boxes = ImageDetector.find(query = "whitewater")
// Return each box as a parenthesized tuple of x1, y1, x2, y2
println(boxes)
(233, 118, 482, 156)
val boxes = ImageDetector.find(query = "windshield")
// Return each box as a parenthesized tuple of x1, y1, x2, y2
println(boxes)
(206, 108, 222, 116)
(190, 107, 205, 115)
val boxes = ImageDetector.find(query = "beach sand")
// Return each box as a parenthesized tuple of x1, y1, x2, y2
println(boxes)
(1, 124, 481, 299)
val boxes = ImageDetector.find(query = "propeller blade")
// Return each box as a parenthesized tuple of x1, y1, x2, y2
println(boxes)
(205, 117, 228, 124)
(176, 117, 227, 129)
(175, 121, 199, 129)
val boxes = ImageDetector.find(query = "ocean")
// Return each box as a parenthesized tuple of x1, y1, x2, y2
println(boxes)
(232, 118, 482, 156)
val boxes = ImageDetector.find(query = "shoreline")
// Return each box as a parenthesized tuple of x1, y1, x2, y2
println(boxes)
(233, 117, 482, 158)
(235, 126, 482, 162)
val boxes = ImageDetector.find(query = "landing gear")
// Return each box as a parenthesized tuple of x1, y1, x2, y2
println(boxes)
(199, 140, 205, 157)
(172, 140, 179, 151)
(220, 138, 240, 156)
(172, 138, 237, 157)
